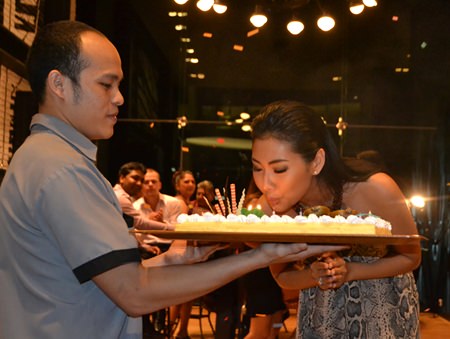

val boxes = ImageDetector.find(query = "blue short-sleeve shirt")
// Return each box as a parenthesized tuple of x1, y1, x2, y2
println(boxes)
(0, 114, 142, 339)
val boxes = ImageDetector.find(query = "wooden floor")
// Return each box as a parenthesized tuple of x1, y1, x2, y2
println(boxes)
(183, 310, 450, 339)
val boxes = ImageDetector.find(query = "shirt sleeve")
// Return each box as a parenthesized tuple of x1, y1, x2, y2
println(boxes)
(116, 192, 168, 230)
(35, 165, 141, 283)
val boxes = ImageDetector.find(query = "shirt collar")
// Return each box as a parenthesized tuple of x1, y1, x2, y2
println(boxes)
(30, 114, 98, 162)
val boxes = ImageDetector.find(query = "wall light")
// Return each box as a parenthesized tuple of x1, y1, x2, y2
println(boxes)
(409, 195, 425, 208)
(317, 15, 335, 31)
(250, 5, 268, 28)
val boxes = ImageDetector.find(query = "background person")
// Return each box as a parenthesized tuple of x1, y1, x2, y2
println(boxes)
(133, 168, 183, 254)
(192, 179, 216, 214)
(114, 161, 172, 232)
(173, 170, 196, 215)
(249, 100, 421, 338)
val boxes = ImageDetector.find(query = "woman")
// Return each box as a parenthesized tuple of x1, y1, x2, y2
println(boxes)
(193, 180, 216, 214)
(173, 170, 196, 215)
(250, 100, 421, 338)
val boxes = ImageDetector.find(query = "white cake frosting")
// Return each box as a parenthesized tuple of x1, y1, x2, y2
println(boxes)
(176, 212, 392, 235)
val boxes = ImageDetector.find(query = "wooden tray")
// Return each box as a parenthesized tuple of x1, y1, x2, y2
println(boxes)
(130, 230, 425, 245)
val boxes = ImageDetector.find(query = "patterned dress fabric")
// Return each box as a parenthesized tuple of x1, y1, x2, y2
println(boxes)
(297, 246, 420, 339)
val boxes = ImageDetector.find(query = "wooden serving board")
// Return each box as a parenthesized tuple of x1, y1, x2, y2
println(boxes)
(130, 230, 425, 245)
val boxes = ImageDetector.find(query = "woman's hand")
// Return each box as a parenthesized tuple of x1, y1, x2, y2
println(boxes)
(310, 252, 347, 290)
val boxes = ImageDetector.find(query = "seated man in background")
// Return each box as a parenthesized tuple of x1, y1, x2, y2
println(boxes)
(113, 162, 173, 232)
(133, 168, 182, 254)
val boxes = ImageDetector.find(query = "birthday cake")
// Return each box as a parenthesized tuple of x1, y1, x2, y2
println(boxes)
(175, 211, 392, 236)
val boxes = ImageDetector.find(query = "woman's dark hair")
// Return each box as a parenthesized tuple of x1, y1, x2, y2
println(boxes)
(26, 20, 104, 104)
(251, 100, 376, 208)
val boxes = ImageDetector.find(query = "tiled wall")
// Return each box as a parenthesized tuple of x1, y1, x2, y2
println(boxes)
(0, 0, 38, 169)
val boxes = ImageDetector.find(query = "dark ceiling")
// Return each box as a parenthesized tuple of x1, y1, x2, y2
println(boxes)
(131, 0, 448, 95)
(90, 0, 449, 191)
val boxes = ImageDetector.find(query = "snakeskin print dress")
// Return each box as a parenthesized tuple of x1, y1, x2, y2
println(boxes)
(297, 245, 420, 339)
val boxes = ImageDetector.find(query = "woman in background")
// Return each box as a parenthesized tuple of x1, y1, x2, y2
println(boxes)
(250, 100, 421, 338)
(193, 180, 216, 214)
(173, 170, 196, 215)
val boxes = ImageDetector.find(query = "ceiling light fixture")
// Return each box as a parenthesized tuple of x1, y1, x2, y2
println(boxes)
(349, 1, 365, 15)
(317, 15, 335, 31)
(197, 0, 214, 11)
(362, 0, 377, 7)
(213, 1, 227, 14)
(250, 5, 268, 28)
(174, 0, 189, 5)
(287, 19, 305, 35)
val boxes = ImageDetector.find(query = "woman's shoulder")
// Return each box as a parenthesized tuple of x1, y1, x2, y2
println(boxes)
(349, 172, 398, 193)
(344, 173, 404, 211)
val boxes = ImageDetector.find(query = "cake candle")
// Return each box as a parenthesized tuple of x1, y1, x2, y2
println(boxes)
(214, 203, 223, 215)
(237, 188, 246, 215)
(230, 183, 237, 214)
(215, 188, 227, 215)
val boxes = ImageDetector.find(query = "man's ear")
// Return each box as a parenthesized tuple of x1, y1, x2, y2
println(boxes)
(47, 70, 66, 99)
(311, 148, 326, 175)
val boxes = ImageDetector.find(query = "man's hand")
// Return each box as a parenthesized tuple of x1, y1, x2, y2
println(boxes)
(258, 243, 348, 265)
(148, 209, 164, 222)
(142, 240, 228, 267)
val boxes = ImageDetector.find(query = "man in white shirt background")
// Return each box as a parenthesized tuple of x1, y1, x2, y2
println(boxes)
(133, 168, 182, 254)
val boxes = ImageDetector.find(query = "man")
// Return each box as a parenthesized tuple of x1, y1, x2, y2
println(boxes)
(0, 20, 340, 339)
(134, 168, 182, 225)
(113, 162, 172, 231)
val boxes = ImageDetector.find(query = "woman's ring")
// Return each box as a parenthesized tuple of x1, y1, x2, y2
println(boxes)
(318, 277, 324, 285)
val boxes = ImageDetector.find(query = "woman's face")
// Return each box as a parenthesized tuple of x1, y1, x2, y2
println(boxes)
(252, 137, 315, 214)
(177, 173, 196, 199)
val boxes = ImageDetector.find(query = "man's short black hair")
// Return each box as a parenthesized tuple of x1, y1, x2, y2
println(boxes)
(26, 20, 104, 104)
